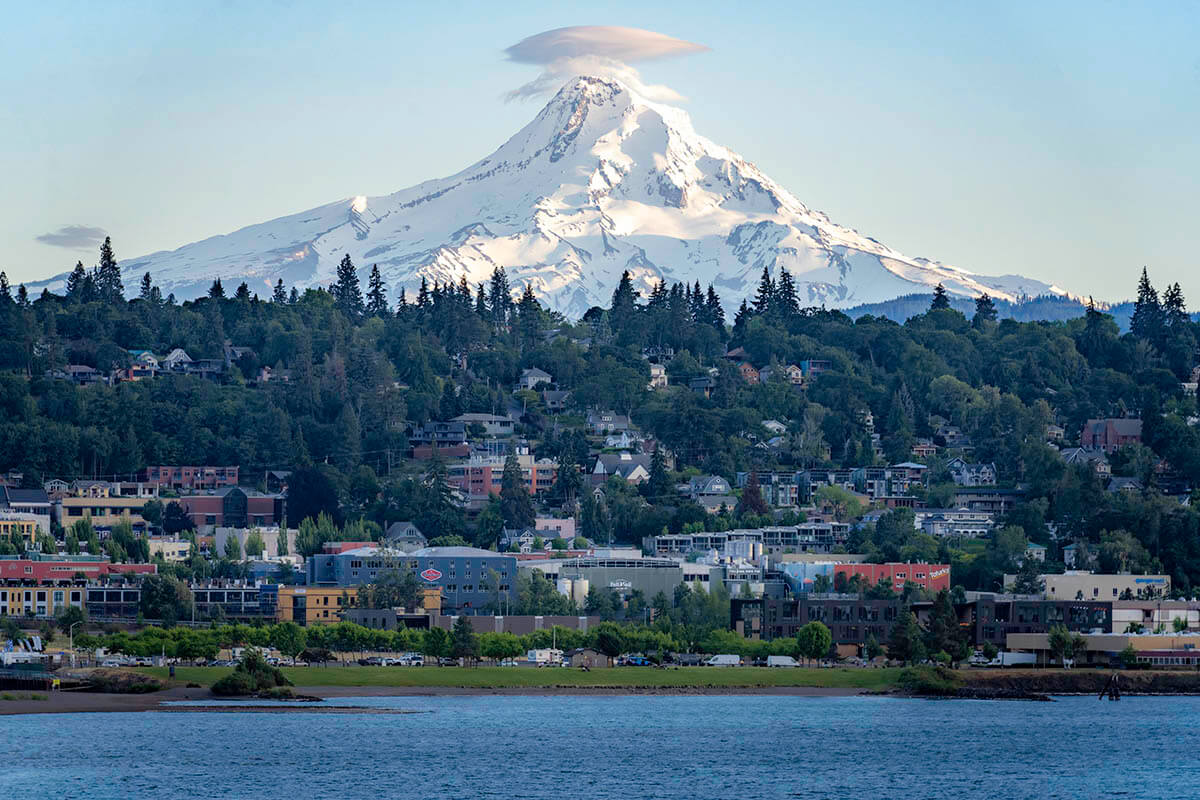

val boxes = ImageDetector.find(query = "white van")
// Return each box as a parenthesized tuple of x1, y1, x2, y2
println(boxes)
(705, 654, 741, 667)
(766, 655, 798, 668)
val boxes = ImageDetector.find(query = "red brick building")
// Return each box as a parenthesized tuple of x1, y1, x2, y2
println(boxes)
(180, 487, 285, 530)
(1080, 418, 1143, 453)
(832, 563, 950, 594)
(0, 557, 156, 585)
(142, 465, 239, 491)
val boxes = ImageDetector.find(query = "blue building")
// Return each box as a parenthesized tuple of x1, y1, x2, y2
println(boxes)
(305, 546, 517, 615)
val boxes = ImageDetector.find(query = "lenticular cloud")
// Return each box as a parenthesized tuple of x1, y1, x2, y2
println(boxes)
(504, 25, 709, 102)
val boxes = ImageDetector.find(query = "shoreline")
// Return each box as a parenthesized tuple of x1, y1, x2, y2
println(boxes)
(1, 684, 867, 715)
(7, 683, 1200, 715)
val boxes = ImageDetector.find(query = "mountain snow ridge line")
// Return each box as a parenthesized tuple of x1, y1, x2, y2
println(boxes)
(30, 75, 1069, 317)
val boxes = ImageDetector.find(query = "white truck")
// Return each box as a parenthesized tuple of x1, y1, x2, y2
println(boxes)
(766, 655, 799, 668)
(990, 651, 1037, 667)
(705, 654, 742, 667)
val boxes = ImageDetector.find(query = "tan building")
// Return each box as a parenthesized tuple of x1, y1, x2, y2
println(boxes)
(148, 538, 192, 562)
(276, 586, 355, 626)
(1005, 571, 1171, 601)
(56, 493, 148, 532)
(0, 512, 39, 546)
(1007, 631, 1200, 666)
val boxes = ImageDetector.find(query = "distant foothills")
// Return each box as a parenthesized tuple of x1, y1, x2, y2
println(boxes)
(1, 234, 1199, 596)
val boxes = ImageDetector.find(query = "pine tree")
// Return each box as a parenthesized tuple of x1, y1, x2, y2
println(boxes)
(272, 279, 287, 303)
(644, 445, 671, 501)
(397, 287, 408, 312)
(705, 285, 726, 334)
(417, 277, 430, 311)
(474, 283, 487, 317)
(775, 268, 799, 318)
(499, 452, 535, 528)
(332, 253, 364, 317)
(488, 267, 513, 328)
(1130, 267, 1162, 342)
(16, 285, 28, 306)
(753, 266, 774, 315)
(208, 278, 225, 299)
(609, 270, 638, 342)
(66, 261, 88, 301)
(139, 272, 154, 301)
(364, 264, 388, 315)
(235, 281, 251, 301)
(96, 236, 123, 302)
(0, 272, 10, 302)
(517, 284, 542, 349)
(732, 299, 752, 340)
(1162, 282, 1187, 328)
(973, 292, 997, 325)
(930, 283, 951, 311)
(288, 287, 298, 304)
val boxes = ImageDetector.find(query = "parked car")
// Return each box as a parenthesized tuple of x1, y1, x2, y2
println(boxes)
(672, 653, 704, 666)
(766, 655, 799, 668)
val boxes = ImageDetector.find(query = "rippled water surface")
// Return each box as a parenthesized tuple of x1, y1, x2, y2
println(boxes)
(3, 695, 1200, 799)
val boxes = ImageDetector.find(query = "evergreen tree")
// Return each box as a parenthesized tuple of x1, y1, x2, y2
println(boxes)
(609, 270, 638, 342)
(775, 268, 799, 318)
(139, 272, 155, 301)
(474, 283, 487, 317)
(288, 287, 298, 304)
(753, 266, 774, 315)
(16, 285, 28, 306)
(499, 452, 535, 528)
(332, 254, 364, 317)
(1163, 282, 1188, 328)
(517, 284, 543, 349)
(417, 277, 430, 311)
(66, 261, 88, 300)
(208, 278, 225, 299)
(0, 272, 10, 302)
(973, 292, 997, 325)
(732, 299, 752, 340)
(96, 236, 124, 302)
(235, 281, 251, 301)
(930, 283, 951, 311)
(272, 279, 287, 303)
(644, 445, 672, 501)
(488, 267, 512, 328)
(366, 264, 388, 316)
(705, 285, 726, 334)
(1130, 267, 1163, 342)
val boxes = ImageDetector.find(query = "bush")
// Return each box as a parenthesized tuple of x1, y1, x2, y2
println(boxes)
(210, 650, 293, 696)
(897, 666, 963, 695)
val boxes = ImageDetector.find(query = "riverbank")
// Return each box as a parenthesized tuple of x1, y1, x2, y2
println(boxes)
(6, 667, 1200, 715)
(144, 664, 903, 691)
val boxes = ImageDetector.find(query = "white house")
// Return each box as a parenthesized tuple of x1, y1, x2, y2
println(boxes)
(517, 367, 553, 391)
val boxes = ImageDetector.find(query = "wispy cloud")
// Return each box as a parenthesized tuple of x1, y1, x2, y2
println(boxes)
(35, 224, 107, 250)
(504, 26, 709, 102)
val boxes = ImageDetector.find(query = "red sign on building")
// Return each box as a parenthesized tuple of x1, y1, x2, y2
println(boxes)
(420, 568, 442, 582)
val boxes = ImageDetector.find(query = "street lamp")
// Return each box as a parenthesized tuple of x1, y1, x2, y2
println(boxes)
(69, 620, 83, 668)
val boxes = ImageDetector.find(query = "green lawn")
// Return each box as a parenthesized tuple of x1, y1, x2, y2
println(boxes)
(144, 665, 901, 690)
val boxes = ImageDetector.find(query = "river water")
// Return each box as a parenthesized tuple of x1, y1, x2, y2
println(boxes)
(3, 694, 1199, 798)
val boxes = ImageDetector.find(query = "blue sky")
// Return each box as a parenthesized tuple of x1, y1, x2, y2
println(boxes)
(3, 1, 1197, 301)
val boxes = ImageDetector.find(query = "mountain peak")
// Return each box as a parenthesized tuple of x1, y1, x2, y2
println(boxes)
(53, 77, 1067, 316)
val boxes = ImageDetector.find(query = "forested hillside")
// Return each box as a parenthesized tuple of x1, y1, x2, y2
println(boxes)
(2, 248, 1199, 590)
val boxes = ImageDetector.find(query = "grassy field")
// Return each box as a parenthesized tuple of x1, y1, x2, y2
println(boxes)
(144, 665, 902, 690)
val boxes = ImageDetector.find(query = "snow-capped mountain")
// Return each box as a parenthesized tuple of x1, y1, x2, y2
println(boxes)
(40, 76, 1068, 316)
